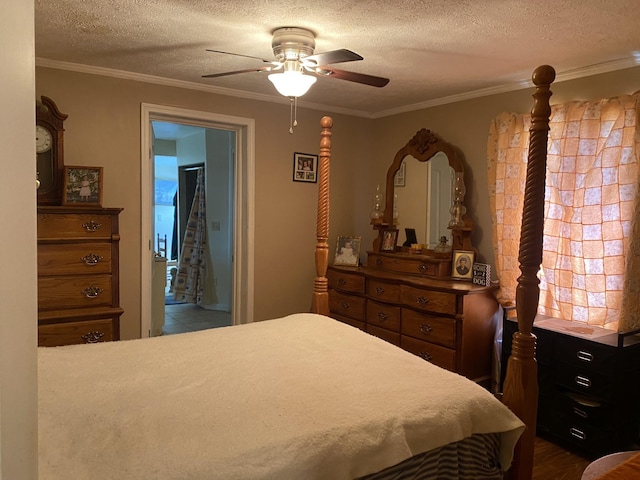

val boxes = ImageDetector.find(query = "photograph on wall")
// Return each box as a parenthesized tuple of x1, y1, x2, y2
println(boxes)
(293, 152, 318, 183)
(62, 166, 103, 207)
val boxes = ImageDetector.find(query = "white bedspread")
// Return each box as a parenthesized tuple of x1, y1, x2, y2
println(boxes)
(38, 313, 524, 479)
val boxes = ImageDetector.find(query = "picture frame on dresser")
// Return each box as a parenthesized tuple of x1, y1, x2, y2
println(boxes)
(452, 250, 474, 280)
(62, 166, 103, 207)
(380, 229, 398, 252)
(334, 236, 361, 266)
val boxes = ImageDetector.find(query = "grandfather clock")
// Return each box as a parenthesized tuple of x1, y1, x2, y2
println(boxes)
(36, 96, 67, 205)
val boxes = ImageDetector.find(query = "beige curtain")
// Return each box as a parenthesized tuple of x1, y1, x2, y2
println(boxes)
(488, 93, 640, 331)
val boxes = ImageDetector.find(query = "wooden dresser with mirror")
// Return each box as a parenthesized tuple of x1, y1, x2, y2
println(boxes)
(328, 129, 500, 385)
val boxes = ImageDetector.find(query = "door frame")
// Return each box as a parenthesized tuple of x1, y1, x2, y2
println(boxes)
(140, 103, 255, 336)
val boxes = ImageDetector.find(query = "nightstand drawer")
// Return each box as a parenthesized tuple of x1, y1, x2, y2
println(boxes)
(367, 279, 401, 303)
(38, 318, 115, 347)
(38, 275, 113, 310)
(400, 285, 457, 315)
(38, 243, 112, 275)
(38, 213, 114, 239)
(556, 362, 614, 401)
(401, 309, 456, 348)
(329, 290, 365, 321)
(366, 300, 400, 332)
(401, 335, 456, 371)
(327, 269, 365, 293)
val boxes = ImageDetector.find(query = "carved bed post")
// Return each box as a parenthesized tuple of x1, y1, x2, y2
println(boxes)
(503, 65, 555, 480)
(311, 116, 333, 315)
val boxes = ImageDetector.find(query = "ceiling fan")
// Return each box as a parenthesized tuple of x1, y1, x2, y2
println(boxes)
(202, 27, 390, 95)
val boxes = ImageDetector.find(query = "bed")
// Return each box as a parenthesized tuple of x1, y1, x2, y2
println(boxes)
(38, 66, 555, 479)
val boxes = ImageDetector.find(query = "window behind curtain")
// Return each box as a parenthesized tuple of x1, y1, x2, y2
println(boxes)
(488, 93, 640, 331)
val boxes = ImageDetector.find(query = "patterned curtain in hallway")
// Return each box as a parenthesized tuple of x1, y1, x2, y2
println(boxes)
(173, 167, 209, 305)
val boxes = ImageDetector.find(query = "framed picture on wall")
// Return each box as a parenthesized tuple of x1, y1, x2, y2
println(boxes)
(452, 250, 475, 280)
(293, 152, 318, 183)
(62, 166, 103, 207)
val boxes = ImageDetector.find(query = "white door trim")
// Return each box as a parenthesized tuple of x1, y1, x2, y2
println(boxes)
(140, 103, 255, 337)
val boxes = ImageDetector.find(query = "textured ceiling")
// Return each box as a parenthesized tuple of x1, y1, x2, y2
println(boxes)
(35, 0, 640, 117)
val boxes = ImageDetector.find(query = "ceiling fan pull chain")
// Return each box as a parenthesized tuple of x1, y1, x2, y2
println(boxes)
(289, 97, 294, 134)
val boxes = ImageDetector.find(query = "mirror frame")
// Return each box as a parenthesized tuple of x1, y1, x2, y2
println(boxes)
(383, 129, 463, 225)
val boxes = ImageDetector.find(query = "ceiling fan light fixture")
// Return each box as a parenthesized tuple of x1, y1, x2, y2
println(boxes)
(268, 71, 317, 98)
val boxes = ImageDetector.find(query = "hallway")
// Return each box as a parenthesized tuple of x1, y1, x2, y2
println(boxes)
(162, 303, 232, 335)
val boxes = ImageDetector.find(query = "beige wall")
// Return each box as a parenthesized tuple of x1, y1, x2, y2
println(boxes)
(370, 66, 640, 269)
(36, 67, 372, 339)
(36, 65, 640, 339)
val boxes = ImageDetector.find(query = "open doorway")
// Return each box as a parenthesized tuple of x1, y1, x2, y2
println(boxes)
(140, 104, 255, 338)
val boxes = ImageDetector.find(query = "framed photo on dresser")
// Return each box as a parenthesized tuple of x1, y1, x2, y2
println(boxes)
(452, 250, 474, 280)
(62, 166, 103, 207)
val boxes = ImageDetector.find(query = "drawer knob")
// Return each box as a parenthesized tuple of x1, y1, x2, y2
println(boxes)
(574, 375, 592, 388)
(416, 296, 429, 305)
(420, 324, 433, 335)
(576, 350, 594, 362)
(82, 286, 104, 299)
(338, 278, 346, 286)
(82, 331, 105, 344)
(82, 220, 102, 232)
(375, 286, 385, 295)
(418, 264, 428, 273)
(419, 351, 432, 361)
(569, 427, 586, 441)
(377, 311, 388, 321)
(339, 302, 349, 310)
(375, 258, 383, 266)
(81, 253, 104, 266)
(573, 407, 589, 419)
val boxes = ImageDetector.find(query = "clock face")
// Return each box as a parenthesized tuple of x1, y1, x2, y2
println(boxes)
(36, 125, 53, 153)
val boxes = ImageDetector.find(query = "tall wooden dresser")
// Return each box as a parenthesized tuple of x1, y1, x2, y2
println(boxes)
(37, 206, 123, 346)
(328, 257, 500, 384)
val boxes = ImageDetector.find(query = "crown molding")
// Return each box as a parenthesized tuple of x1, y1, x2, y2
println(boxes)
(372, 57, 640, 118)
(35, 58, 373, 118)
(37, 56, 639, 120)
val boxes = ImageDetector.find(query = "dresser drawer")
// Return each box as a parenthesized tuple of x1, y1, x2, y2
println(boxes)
(38, 318, 115, 347)
(366, 300, 400, 332)
(38, 213, 114, 239)
(330, 313, 365, 331)
(400, 336, 456, 371)
(401, 309, 456, 348)
(368, 253, 449, 277)
(367, 279, 400, 303)
(555, 336, 617, 373)
(38, 243, 112, 275)
(327, 269, 365, 293)
(329, 290, 365, 321)
(367, 324, 400, 346)
(38, 275, 114, 310)
(400, 285, 457, 315)
(556, 362, 614, 401)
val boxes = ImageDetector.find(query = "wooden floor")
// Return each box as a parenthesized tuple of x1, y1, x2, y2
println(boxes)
(533, 436, 591, 480)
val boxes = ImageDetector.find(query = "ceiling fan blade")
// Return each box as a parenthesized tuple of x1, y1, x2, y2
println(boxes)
(202, 65, 278, 78)
(206, 49, 273, 63)
(316, 67, 389, 87)
(303, 49, 363, 66)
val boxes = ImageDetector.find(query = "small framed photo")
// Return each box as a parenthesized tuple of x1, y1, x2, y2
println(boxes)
(380, 229, 398, 252)
(62, 166, 103, 207)
(334, 236, 361, 266)
(452, 250, 475, 280)
(394, 161, 406, 187)
(293, 152, 318, 183)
